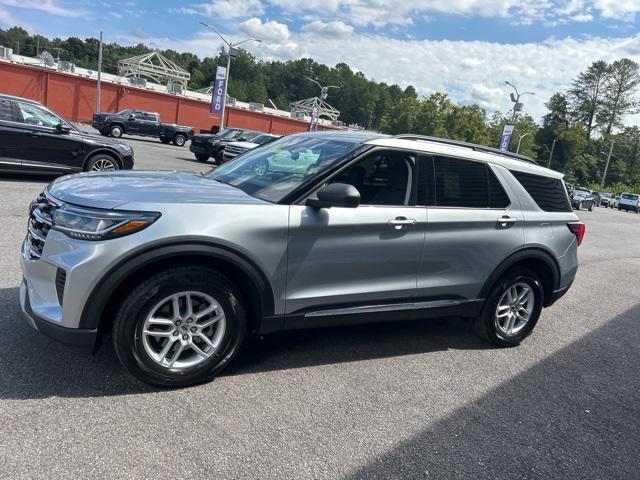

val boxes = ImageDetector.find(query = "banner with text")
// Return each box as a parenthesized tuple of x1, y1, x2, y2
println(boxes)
(499, 124, 515, 151)
(210, 66, 227, 117)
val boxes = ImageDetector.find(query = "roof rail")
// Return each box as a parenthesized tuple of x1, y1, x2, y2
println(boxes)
(393, 134, 538, 165)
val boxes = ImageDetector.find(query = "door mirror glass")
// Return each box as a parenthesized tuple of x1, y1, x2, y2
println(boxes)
(56, 123, 71, 134)
(307, 183, 361, 209)
(128, 114, 136, 120)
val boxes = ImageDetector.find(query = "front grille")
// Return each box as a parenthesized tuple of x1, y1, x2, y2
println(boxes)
(191, 137, 205, 147)
(27, 193, 57, 260)
(224, 145, 249, 158)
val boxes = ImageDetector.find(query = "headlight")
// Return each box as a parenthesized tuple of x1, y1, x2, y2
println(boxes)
(117, 143, 133, 153)
(52, 205, 160, 240)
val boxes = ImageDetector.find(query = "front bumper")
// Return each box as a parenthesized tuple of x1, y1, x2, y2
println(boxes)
(189, 142, 214, 155)
(20, 279, 97, 353)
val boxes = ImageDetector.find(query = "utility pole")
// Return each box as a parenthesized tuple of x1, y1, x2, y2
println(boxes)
(516, 132, 531, 154)
(601, 139, 615, 187)
(96, 31, 103, 113)
(547, 138, 556, 169)
(36, 36, 39, 57)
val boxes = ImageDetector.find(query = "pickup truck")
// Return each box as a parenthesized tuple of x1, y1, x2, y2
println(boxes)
(92, 109, 195, 146)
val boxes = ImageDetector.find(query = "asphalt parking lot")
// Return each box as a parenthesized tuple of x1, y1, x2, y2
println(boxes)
(0, 134, 639, 479)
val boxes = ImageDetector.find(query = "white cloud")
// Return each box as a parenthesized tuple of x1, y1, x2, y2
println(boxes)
(199, 0, 264, 19)
(0, 6, 20, 25)
(238, 17, 290, 43)
(301, 20, 353, 38)
(0, 0, 83, 17)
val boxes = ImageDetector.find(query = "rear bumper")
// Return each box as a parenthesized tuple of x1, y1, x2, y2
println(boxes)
(547, 282, 573, 307)
(189, 143, 214, 155)
(20, 279, 96, 353)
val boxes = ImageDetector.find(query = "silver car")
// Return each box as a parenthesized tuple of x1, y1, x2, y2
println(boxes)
(20, 132, 583, 387)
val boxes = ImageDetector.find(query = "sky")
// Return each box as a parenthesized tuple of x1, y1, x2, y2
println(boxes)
(1, 0, 640, 124)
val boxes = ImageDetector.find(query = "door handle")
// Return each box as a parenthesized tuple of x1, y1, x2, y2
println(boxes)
(29, 131, 42, 137)
(388, 217, 416, 229)
(497, 215, 517, 229)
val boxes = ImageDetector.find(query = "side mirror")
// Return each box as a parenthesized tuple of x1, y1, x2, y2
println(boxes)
(128, 114, 136, 121)
(306, 183, 360, 209)
(56, 123, 71, 134)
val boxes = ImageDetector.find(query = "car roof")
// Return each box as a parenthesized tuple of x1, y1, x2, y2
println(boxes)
(0, 93, 41, 105)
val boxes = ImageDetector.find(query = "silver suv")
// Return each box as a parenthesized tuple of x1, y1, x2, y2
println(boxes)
(20, 132, 583, 387)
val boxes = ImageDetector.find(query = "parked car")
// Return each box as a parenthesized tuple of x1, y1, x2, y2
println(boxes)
(0, 94, 134, 174)
(189, 128, 246, 162)
(599, 192, 612, 207)
(221, 133, 281, 163)
(92, 109, 194, 146)
(618, 192, 640, 213)
(611, 195, 620, 209)
(20, 132, 582, 387)
(570, 189, 595, 211)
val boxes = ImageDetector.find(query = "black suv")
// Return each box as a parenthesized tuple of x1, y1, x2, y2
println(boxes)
(189, 128, 259, 163)
(92, 109, 194, 146)
(0, 94, 134, 174)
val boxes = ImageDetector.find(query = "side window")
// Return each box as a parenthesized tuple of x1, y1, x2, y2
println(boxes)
(434, 157, 488, 208)
(488, 168, 511, 208)
(16, 102, 62, 128)
(331, 150, 415, 206)
(510, 170, 572, 212)
(0, 99, 15, 121)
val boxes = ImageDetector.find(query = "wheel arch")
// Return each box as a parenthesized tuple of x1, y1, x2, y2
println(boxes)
(80, 240, 276, 343)
(82, 148, 123, 170)
(478, 248, 560, 308)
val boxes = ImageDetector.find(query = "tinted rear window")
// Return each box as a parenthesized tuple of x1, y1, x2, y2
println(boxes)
(0, 99, 14, 121)
(510, 170, 572, 212)
(621, 193, 638, 200)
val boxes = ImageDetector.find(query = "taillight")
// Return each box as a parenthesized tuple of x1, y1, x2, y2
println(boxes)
(567, 223, 586, 246)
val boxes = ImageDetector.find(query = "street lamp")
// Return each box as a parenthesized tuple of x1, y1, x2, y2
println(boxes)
(516, 132, 531, 154)
(504, 81, 534, 122)
(200, 22, 262, 129)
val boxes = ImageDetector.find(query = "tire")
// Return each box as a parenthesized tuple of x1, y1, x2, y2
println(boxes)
(99, 129, 109, 136)
(588, 202, 594, 212)
(172, 134, 187, 147)
(254, 159, 269, 176)
(84, 154, 119, 172)
(109, 124, 123, 138)
(215, 150, 224, 165)
(472, 268, 543, 347)
(160, 138, 172, 144)
(113, 266, 247, 388)
(195, 153, 210, 162)
(577, 202, 582, 211)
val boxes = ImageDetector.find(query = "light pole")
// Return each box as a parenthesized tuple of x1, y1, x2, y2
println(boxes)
(547, 138, 557, 169)
(601, 139, 615, 187)
(200, 22, 262, 129)
(516, 132, 531, 154)
(504, 81, 534, 123)
(96, 31, 103, 113)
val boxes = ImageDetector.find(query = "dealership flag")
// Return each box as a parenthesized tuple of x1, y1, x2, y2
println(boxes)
(210, 66, 227, 117)
(499, 124, 515, 151)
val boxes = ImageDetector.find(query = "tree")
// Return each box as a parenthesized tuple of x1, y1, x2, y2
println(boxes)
(597, 59, 640, 136)
(568, 60, 610, 140)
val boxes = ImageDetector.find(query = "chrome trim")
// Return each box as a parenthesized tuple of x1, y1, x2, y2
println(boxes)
(27, 225, 46, 243)
(304, 299, 461, 318)
(32, 209, 53, 226)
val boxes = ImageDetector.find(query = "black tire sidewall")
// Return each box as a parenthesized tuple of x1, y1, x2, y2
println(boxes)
(195, 154, 209, 162)
(479, 270, 543, 346)
(113, 268, 246, 387)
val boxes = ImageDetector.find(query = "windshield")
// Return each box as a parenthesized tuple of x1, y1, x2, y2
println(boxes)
(116, 109, 133, 116)
(207, 134, 365, 203)
(253, 134, 278, 145)
(574, 189, 589, 196)
(622, 193, 638, 200)
(220, 128, 242, 139)
(601, 193, 612, 198)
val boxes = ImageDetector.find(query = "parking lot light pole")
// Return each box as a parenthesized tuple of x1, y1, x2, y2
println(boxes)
(505, 81, 534, 122)
(601, 139, 615, 187)
(516, 132, 531, 154)
(199, 22, 262, 129)
(547, 138, 557, 169)
(96, 31, 103, 113)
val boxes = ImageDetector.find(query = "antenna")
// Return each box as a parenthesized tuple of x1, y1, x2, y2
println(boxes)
(41, 51, 55, 67)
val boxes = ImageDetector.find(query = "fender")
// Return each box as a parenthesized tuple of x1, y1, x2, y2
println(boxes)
(478, 247, 560, 303)
(78, 237, 276, 330)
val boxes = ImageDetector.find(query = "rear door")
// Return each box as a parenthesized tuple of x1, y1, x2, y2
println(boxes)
(0, 97, 24, 170)
(417, 155, 524, 303)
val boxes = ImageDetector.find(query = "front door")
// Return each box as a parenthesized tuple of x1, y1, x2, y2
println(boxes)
(285, 149, 426, 326)
(0, 98, 23, 170)
(15, 101, 84, 173)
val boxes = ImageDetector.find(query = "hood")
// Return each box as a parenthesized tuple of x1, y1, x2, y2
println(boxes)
(228, 141, 258, 149)
(71, 128, 131, 147)
(193, 133, 221, 140)
(46, 171, 266, 209)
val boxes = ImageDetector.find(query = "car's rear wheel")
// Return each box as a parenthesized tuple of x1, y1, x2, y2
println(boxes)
(84, 154, 119, 172)
(588, 202, 594, 211)
(173, 134, 187, 147)
(113, 266, 246, 388)
(472, 268, 543, 347)
(215, 150, 224, 164)
(160, 138, 172, 144)
(109, 125, 123, 138)
(195, 153, 209, 162)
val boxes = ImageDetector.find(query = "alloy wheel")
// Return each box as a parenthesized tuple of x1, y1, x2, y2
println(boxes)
(494, 282, 534, 336)
(141, 291, 226, 369)
(92, 158, 117, 171)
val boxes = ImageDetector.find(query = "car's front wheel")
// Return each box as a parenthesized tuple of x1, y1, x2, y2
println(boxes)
(84, 154, 119, 172)
(472, 268, 543, 347)
(113, 266, 246, 387)
(109, 124, 123, 138)
(195, 153, 209, 162)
